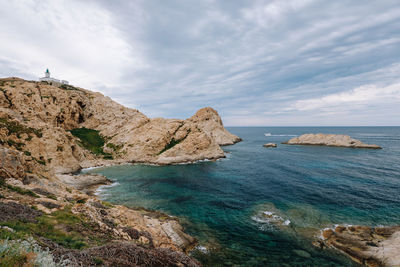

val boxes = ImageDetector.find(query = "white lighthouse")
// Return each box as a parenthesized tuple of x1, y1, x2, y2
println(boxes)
(39, 69, 69, 85)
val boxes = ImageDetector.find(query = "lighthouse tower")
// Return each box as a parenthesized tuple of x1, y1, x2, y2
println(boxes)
(39, 69, 69, 85)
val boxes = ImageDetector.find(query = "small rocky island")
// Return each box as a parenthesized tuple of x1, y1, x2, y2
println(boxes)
(263, 143, 277, 148)
(283, 133, 381, 149)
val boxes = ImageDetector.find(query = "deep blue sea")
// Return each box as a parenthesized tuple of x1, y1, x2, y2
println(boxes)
(84, 127, 400, 266)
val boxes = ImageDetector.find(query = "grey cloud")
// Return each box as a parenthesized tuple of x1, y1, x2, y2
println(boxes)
(1, 0, 400, 125)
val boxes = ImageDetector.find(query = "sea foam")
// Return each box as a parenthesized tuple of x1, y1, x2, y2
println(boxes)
(251, 210, 291, 231)
(95, 182, 120, 196)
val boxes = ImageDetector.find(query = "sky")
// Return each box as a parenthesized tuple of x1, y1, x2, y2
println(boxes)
(0, 0, 399, 126)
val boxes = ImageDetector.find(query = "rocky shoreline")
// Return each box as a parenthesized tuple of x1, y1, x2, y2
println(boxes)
(0, 147, 202, 266)
(315, 225, 400, 267)
(1, 77, 398, 266)
(0, 77, 243, 266)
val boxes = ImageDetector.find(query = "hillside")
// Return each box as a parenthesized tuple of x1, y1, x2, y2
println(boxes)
(0, 77, 241, 266)
(0, 77, 240, 173)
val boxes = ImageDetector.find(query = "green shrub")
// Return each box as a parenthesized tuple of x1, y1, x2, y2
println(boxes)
(0, 117, 42, 138)
(76, 199, 86, 204)
(106, 143, 122, 152)
(103, 154, 113, 160)
(59, 84, 79, 91)
(0, 237, 70, 266)
(70, 128, 110, 156)
(0, 208, 89, 250)
(2, 184, 39, 198)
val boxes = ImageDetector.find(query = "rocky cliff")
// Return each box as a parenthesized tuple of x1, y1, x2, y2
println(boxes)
(0, 77, 241, 266)
(0, 77, 240, 173)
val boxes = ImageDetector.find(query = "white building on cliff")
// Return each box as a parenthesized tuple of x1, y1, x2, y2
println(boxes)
(39, 69, 69, 85)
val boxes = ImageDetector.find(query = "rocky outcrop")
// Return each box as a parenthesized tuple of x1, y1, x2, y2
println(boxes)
(0, 77, 240, 172)
(56, 173, 112, 195)
(0, 77, 242, 266)
(317, 225, 400, 267)
(283, 134, 381, 149)
(263, 143, 277, 148)
(188, 107, 241, 146)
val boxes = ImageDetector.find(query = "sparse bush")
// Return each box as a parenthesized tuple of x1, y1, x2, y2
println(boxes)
(0, 117, 42, 138)
(2, 184, 39, 198)
(0, 238, 70, 267)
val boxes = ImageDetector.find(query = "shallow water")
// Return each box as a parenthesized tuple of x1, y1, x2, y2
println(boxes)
(84, 127, 400, 266)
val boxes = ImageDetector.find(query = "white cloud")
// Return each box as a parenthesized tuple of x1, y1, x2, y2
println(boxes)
(0, 0, 145, 89)
(293, 83, 400, 111)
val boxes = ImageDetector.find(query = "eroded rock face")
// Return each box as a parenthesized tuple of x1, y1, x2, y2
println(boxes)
(318, 225, 400, 267)
(283, 134, 381, 149)
(188, 107, 241, 146)
(0, 77, 240, 172)
(0, 147, 25, 179)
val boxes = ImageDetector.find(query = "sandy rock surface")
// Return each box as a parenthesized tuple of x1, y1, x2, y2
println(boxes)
(318, 225, 400, 267)
(0, 77, 240, 172)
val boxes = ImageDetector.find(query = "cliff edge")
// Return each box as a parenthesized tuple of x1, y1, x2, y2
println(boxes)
(0, 77, 240, 173)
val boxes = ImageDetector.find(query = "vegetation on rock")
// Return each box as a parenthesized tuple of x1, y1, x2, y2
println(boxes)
(0, 117, 42, 138)
(0, 238, 69, 267)
(70, 128, 112, 159)
(0, 205, 105, 250)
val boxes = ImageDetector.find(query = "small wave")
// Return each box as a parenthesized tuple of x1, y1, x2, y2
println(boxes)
(95, 182, 120, 196)
(81, 166, 103, 172)
(195, 245, 208, 254)
(264, 133, 272, 136)
(251, 210, 291, 231)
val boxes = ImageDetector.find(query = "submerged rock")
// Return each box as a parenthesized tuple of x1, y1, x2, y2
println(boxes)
(283, 133, 381, 149)
(293, 249, 311, 258)
(263, 143, 277, 148)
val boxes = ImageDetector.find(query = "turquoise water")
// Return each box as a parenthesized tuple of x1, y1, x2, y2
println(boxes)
(85, 127, 400, 266)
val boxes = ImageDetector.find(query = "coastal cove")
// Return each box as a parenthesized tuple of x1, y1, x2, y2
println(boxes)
(85, 126, 400, 266)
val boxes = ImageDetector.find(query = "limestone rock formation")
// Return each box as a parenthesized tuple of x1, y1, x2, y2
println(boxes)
(318, 225, 400, 267)
(0, 77, 241, 172)
(283, 134, 381, 149)
(188, 107, 241, 146)
(0, 147, 26, 180)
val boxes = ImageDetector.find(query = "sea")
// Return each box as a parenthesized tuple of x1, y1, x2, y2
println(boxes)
(83, 127, 400, 266)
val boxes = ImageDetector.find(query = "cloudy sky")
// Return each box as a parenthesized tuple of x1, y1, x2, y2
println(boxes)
(1, 0, 399, 126)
